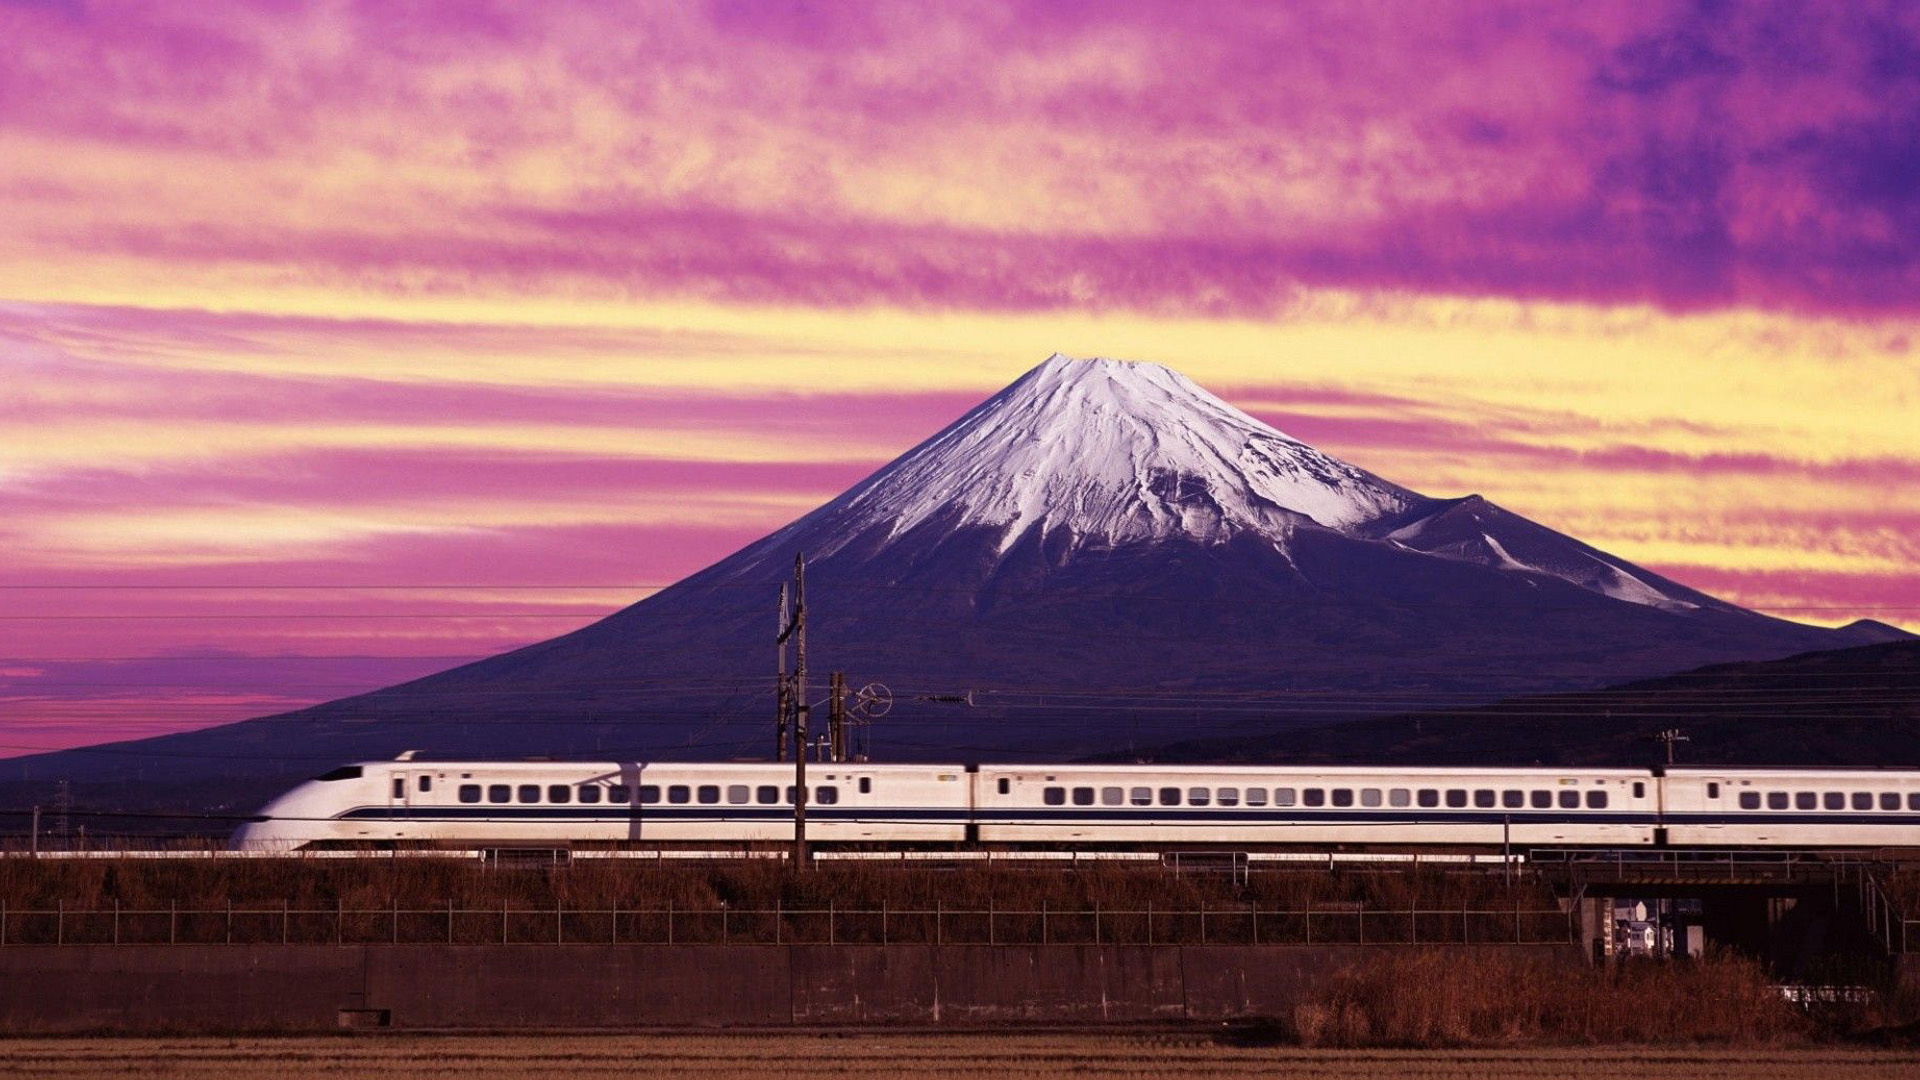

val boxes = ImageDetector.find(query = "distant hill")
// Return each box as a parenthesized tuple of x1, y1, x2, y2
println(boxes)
(1112, 640, 1920, 767)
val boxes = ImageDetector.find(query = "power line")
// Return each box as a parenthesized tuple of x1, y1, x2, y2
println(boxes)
(0, 580, 1912, 614)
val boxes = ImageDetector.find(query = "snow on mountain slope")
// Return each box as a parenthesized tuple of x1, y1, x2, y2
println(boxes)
(1362, 494, 1731, 614)
(763, 354, 1419, 560)
(729, 353, 1719, 615)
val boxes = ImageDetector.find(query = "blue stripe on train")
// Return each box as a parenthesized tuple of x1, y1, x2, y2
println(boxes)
(335, 805, 1920, 827)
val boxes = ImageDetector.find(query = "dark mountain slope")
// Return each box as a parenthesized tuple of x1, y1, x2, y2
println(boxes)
(1119, 640, 1920, 768)
(1, 355, 1903, 815)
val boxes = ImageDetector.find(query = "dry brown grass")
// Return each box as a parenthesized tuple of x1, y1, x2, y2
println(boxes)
(0, 856, 1552, 910)
(1283, 949, 1813, 1047)
(0, 1035, 1917, 1080)
(0, 860, 1565, 944)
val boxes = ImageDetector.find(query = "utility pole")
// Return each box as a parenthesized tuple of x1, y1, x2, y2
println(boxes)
(1653, 728, 1689, 766)
(775, 582, 790, 763)
(792, 554, 809, 866)
(29, 806, 39, 857)
(828, 672, 848, 764)
(54, 781, 70, 850)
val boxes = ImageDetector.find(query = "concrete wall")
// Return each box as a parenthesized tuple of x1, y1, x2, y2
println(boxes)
(0, 943, 1580, 1033)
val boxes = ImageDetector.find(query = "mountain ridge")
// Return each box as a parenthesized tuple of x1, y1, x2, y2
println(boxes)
(1107, 639, 1920, 768)
(0, 353, 1905, 813)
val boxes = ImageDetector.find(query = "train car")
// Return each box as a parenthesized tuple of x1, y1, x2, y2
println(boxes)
(972, 764, 1659, 847)
(231, 755, 1920, 854)
(1661, 767, 1920, 848)
(230, 758, 971, 851)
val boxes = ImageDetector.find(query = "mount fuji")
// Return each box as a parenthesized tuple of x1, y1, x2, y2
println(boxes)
(6, 354, 1906, 809)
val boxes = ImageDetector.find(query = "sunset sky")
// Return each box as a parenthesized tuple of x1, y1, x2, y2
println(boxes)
(2, 1, 1917, 755)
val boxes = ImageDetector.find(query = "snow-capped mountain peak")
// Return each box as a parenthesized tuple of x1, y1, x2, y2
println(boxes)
(718, 352, 1806, 619)
(811, 353, 1417, 556)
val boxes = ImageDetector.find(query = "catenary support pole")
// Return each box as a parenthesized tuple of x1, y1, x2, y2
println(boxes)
(828, 672, 848, 763)
(793, 553, 809, 867)
(776, 583, 789, 762)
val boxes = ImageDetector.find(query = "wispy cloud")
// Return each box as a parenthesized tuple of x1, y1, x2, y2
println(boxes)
(4, 2, 1920, 315)
(3, 2, 1917, 754)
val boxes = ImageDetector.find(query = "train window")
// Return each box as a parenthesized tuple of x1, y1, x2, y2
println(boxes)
(1823, 792, 1844, 810)
(547, 785, 571, 804)
(1633, 782, 1645, 799)
(1501, 790, 1523, 809)
(578, 786, 602, 804)
(609, 785, 631, 803)
(1160, 787, 1183, 806)
(638, 785, 661, 804)
(1795, 792, 1817, 810)
(518, 785, 540, 803)
(1910, 794, 1920, 811)
(1530, 791, 1552, 809)
(1217, 787, 1240, 807)
(696, 785, 721, 805)
(1445, 790, 1467, 809)
(393, 778, 405, 799)
(1558, 791, 1580, 810)
(816, 786, 839, 805)
(727, 785, 750, 805)
(1245, 788, 1268, 806)
(315, 765, 364, 782)
(1273, 788, 1295, 807)
(1360, 789, 1381, 808)
(997, 778, 1011, 795)
(667, 785, 690, 804)
(1072, 787, 1096, 806)
(419, 776, 432, 793)
(1852, 792, 1873, 811)
(1389, 789, 1409, 807)
(1330, 789, 1353, 808)
(787, 786, 801, 803)
(1101, 787, 1125, 806)
(1131, 787, 1153, 806)
(1767, 792, 1787, 810)
(1586, 790, 1608, 809)
(1473, 790, 1496, 809)
(459, 784, 481, 804)
(1739, 792, 1761, 810)
(1706, 782, 1720, 799)
(1417, 789, 1438, 808)
(757, 785, 779, 805)
(1043, 787, 1066, 806)
(1189, 787, 1212, 806)
(858, 778, 871, 795)
(1883, 793, 1901, 811)
(1303, 788, 1325, 807)
(488, 785, 510, 804)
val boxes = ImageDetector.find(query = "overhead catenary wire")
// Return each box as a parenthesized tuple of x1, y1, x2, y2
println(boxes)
(0, 578, 1911, 614)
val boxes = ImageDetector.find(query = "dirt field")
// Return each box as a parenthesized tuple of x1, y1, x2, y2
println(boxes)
(1, 1035, 1917, 1080)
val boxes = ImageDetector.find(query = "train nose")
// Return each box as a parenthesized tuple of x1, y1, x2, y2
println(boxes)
(228, 809, 314, 852)
(228, 816, 282, 852)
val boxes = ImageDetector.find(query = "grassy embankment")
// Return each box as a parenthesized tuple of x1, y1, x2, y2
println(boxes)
(2, 860, 1916, 1043)
(0, 859, 1567, 943)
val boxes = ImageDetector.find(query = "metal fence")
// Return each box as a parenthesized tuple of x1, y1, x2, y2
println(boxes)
(0, 901, 1576, 947)
(1859, 873, 1920, 954)
(1528, 848, 1897, 884)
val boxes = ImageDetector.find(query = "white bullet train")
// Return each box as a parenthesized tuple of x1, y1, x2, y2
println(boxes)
(228, 756, 1920, 852)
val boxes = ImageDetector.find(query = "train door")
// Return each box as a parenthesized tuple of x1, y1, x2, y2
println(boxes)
(409, 772, 435, 811)
(386, 771, 431, 814)
(1694, 777, 1733, 845)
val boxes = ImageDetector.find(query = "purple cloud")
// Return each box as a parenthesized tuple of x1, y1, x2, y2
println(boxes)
(4, 2, 1919, 315)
